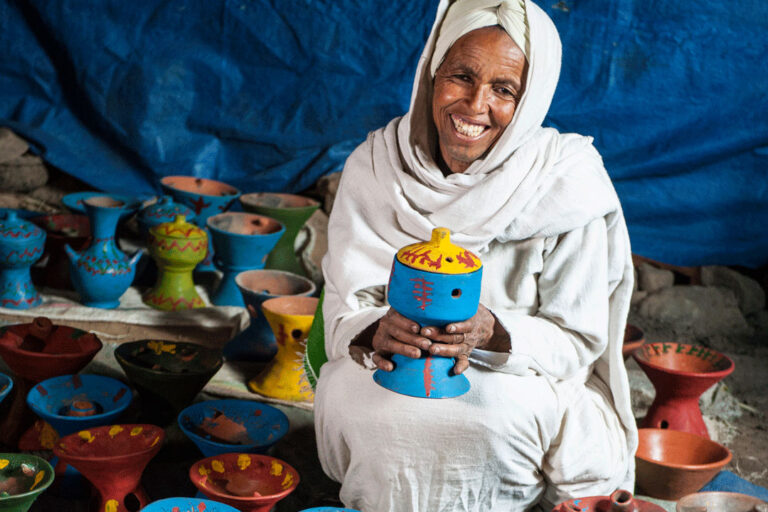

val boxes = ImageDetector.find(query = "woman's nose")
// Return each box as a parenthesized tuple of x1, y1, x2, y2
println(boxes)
(466, 85, 490, 113)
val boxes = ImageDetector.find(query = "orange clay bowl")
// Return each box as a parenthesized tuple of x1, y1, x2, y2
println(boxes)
(635, 428, 732, 501)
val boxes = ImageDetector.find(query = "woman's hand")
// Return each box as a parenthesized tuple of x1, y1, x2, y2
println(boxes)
(371, 308, 432, 372)
(421, 304, 496, 374)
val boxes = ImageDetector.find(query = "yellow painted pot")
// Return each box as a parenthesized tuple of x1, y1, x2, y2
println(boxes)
(248, 296, 318, 403)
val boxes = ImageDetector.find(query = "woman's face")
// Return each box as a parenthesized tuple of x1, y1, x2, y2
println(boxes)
(432, 26, 527, 174)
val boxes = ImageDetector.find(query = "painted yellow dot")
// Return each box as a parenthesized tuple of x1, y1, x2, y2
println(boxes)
(236, 454, 251, 470)
(29, 471, 44, 491)
(147, 340, 176, 355)
(105, 499, 119, 512)
(211, 460, 225, 473)
(39, 423, 58, 449)
(108, 426, 124, 438)
(281, 472, 293, 489)
(151, 436, 160, 447)
(198, 465, 211, 476)
(0, 460, 8, 470)
(270, 460, 283, 476)
(130, 427, 143, 436)
(78, 431, 95, 443)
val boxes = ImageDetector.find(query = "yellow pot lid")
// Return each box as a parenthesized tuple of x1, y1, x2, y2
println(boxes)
(396, 228, 481, 274)
(150, 215, 207, 240)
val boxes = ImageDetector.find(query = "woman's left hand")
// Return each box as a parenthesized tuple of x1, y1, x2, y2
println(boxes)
(420, 304, 495, 374)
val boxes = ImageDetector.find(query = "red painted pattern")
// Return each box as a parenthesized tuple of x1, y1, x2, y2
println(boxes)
(423, 356, 435, 398)
(3, 246, 43, 262)
(276, 323, 288, 346)
(399, 248, 442, 270)
(1, 227, 42, 239)
(190, 196, 211, 215)
(146, 293, 204, 310)
(152, 238, 207, 253)
(1, 296, 37, 307)
(76, 258, 132, 276)
(411, 277, 434, 311)
(456, 250, 478, 269)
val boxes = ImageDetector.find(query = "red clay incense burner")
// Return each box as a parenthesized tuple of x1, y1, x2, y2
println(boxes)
(552, 489, 665, 511)
(31, 214, 91, 290)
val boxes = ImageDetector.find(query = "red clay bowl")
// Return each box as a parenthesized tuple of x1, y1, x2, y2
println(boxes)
(622, 323, 645, 359)
(635, 428, 732, 501)
(632, 342, 735, 376)
(676, 491, 768, 512)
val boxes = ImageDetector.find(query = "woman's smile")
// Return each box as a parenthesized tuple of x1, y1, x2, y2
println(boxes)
(450, 114, 489, 139)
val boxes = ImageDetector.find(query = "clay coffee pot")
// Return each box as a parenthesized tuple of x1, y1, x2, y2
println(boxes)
(552, 489, 665, 511)
(0, 211, 45, 309)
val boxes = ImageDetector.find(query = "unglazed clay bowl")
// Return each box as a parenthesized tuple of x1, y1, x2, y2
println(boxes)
(0, 453, 54, 511)
(0, 372, 11, 407)
(189, 453, 299, 512)
(676, 491, 768, 512)
(178, 399, 289, 457)
(141, 497, 240, 511)
(635, 428, 732, 501)
(622, 323, 645, 359)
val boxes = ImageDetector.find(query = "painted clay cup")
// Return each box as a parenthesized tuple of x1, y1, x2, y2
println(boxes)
(53, 424, 164, 512)
(0, 211, 46, 309)
(374, 227, 482, 399)
(239, 192, 320, 277)
(178, 399, 289, 457)
(143, 215, 208, 311)
(248, 296, 318, 403)
(160, 176, 241, 272)
(632, 342, 735, 437)
(189, 453, 299, 512)
(552, 489, 665, 511)
(136, 195, 195, 238)
(622, 323, 645, 359)
(635, 428, 732, 501)
(0, 453, 54, 512)
(114, 340, 223, 425)
(207, 212, 285, 307)
(676, 491, 768, 512)
(141, 497, 240, 512)
(228, 269, 316, 362)
(31, 214, 91, 290)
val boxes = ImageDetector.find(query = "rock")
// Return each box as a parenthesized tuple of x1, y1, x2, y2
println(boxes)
(298, 208, 329, 289)
(0, 154, 49, 192)
(637, 285, 752, 337)
(0, 127, 29, 164)
(637, 262, 675, 293)
(316, 172, 341, 214)
(631, 289, 648, 307)
(701, 265, 766, 315)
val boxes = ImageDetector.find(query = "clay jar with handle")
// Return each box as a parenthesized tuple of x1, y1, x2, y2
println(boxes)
(553, 489, 666, 511)
(143, 215, 208, 311)
(0, 211, 46, 309)
(373, 227, 482, 399)
(136, 195, 195, 239)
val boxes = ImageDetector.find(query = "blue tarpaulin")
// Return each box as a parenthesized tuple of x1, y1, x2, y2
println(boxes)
(1, 0, 766, 267)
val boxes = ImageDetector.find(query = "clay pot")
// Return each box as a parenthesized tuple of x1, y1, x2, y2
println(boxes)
(0, 211, 46, 309)
(178, 399, 289, 457)
(676, 491, 768, 512)
(552, 489, 665, 511)
(207, 213, 285, 307)
(632, 342, 735, 437)
(189, 453, 300, 512)
(53, 424, 165, 512)
(61, 192, 142, 221)
(239, 193, 320, 277)
(136, 195, 195, 238)
(622, 323, 645, 359)
(141, 497, 240, 512)
(0, 453, 54, 512)
(635, 428, 732, 501)
(31, 214, 91, 290)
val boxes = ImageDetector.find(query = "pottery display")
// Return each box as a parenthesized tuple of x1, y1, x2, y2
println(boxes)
(622, 323, 645, 359)
(632, 342, 735, 437)
(143, 215, 208, 311)
(635, 428, 732, 501)
(114, 340, 223, 425)
(239, 193, 320, 277)
(676, 491, 768, 512)
(228, 269, 316, 361)
(31, 214, 91, 290)
(373, 227, 482, 399)
(552, 489, 665, 511)
(140, 497, 240, 512)
(0, 211, 46, 309)
(137, 195, 196, 238)
(178, 399, 290, 457)
(0, 373, 12, 407)
(0, 453, 54, 512)
(160, 176, 241, 272)
(189, 453, 300, 512)
(53, 424, 165, 512)
(207, 213, 285, 307)
(248, 296, 318, 402)
(62, 192, 143, 220)
(65, 196, 142, 309)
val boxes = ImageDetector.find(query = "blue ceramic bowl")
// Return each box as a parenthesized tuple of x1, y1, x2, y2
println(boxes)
(0, 372, 13, 406)
(26, 374, 132, 438)
(62, 192, 143, 220)
(140, 497, 240, 512)
(178, 399, 290, 457)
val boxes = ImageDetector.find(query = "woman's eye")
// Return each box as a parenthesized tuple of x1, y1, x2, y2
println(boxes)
(454, 74, 471, 83)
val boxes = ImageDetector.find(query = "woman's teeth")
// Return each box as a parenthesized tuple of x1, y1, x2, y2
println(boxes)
(452, 116, 485, 137)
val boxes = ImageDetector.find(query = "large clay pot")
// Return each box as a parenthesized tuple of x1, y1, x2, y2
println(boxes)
(207, 213, 284, 307)
(227, 269, 316, 362)
(632, 342, 735, 437)
(65, 196, 142, 309)
(248, 296, 318, 403)
(53, 424, 165, 512)
(0, 453, 54, 512)
(0, 211, 45, 309)
(143, 215, 208, 311)
(373, 227, 482, 399)
(160, 176, 241, 272)
(552, 489, 665, 511)
(189, 453, 300, 512)
(31, 214, 91, 290)
(239, 193, 320, 277)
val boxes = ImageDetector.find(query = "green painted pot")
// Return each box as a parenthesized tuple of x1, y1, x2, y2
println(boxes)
(0, 453, 54, 512)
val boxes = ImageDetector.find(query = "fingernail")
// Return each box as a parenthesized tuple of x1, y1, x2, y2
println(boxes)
(411, 325, 419, 333)
(432, 346, 440, 355)
(423, 328, 432, 336)
(447, 325, 456, 333)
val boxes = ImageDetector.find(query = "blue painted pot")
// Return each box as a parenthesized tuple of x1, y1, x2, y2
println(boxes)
(141, 497, 240, 512)
(137, 195, 196, 238)
(0, 211, 46, 309)
(227, 269, 316, 361)
(178, 399, 289, 457)
(65, 196, 142, 309)
(62, 192, 143, 220)
(0, 372, 13, 407)
(207, 213, 285, 307)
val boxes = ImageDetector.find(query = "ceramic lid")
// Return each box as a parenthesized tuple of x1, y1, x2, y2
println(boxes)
(396, 228, 481, 274)
(0, 211, 45, 244)
(150, 215, 206, 241)
(139, 195, 195, 226)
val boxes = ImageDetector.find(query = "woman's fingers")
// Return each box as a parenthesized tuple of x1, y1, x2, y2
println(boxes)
(372, 352, 394, 371)
(453, 353, 470, 374)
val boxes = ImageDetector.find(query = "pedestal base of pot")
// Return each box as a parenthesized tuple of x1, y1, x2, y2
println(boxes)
(373, 354, 470, 399)
(0, 268, 41, 309)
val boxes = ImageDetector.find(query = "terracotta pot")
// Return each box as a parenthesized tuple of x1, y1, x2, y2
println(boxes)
(0, 453, 54, 512)
(632, 342, 735, 437)
(676, 491, 768, 512)
(622, 323, 645, 359)
(635, 428, 732, 501)
(32, 214, 91, 290)
(552, 489, 665, 511)
(189, 453, 300, 512)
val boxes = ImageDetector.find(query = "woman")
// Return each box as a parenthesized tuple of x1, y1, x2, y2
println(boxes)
(315, 0, 637, 510)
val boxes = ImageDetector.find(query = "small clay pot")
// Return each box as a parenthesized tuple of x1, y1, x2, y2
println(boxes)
(32, 214, 91, 290)
(622, 323, 645, 359)
(553, 489, 665, 511)
(635, 428, 732, 501)
(676, 491, 768, 512)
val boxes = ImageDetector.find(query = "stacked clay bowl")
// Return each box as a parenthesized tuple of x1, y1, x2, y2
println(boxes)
(0, 453, 54, 512)
(189, 453, 299, 512)
(635, 428, 732, 501)
(676, 491, 768, 512)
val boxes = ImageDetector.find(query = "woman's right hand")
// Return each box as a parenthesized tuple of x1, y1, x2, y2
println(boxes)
(371, 308, 431, 371)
